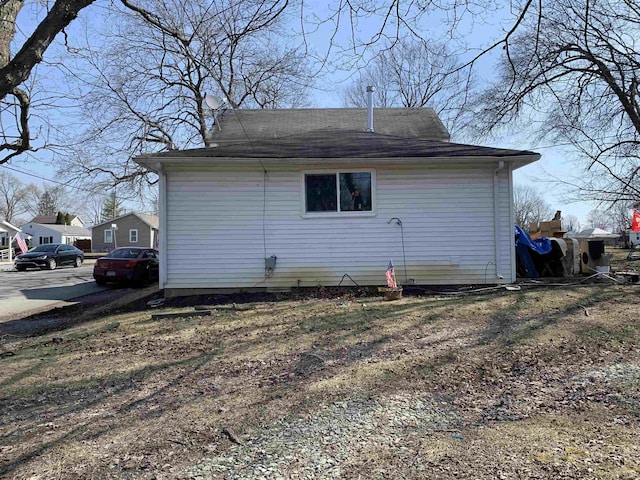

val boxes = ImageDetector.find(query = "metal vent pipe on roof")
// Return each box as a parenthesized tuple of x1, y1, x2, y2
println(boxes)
(366, 85, 375, 132)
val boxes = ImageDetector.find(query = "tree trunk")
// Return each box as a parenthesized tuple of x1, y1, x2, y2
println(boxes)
(0, 0, 23, 68)
(0, 0, 96, 98)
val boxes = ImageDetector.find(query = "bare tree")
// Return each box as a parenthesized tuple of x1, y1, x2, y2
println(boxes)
(562, 214, 581, 234)
(0, 170, 33, 222)
(513, 184, 554, 229)
(341, 38, 474, 136)
(0, 1, 554, 166)
(55, 0, 311, 197)
(0, 0, 98, 164)
(19, 184, 82, 220)
(587, 209, 612, 231)
(606, 202, 635, 235)
(80, 194, 107, 226)
(476, 0, 640, 208)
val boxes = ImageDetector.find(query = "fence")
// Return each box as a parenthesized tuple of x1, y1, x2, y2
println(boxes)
(0, 248, 15, 262)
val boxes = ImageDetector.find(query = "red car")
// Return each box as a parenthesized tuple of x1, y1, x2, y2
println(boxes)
(93, 247, 159, 286)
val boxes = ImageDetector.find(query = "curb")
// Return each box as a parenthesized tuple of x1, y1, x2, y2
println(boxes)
(0, 259, 95, 271)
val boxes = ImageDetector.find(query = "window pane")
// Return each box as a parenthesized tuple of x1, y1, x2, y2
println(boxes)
(305, 174, 337, 212)
(339, 172, 372, 211)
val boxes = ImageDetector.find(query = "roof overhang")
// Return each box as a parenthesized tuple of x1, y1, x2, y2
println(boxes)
(135, 130, 540, 173)
(0, 220, 21, 234)
(136, 153, 540, 173)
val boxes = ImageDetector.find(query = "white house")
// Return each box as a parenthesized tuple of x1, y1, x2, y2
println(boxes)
(20, 222, 91, 247)
(0, 220, 21, 248)
(0, 220, 22, 262)
(135, 107, 540, 296)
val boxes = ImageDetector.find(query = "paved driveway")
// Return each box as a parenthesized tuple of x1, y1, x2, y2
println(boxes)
(0, 261, 106, 319)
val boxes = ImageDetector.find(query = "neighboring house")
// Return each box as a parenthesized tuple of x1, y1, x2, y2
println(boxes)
(0, 220, 20, 247)
(20, 222, 91, 247)
(135, 107, 541, 296)
(30, 214, 85, 227)
(0, 220, 22, 262)
(91, 213, 159, 252)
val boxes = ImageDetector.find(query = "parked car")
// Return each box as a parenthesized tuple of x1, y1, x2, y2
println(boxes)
(93, 247, 159, 286)
(15, 244, 84, 271)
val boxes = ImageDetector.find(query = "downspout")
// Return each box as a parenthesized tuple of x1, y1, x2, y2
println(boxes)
(493, 160, 505, 282)
(157, 162, 168, 290)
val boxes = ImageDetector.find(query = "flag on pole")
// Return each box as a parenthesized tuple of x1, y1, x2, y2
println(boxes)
(15, 232, 28, 254)
(385, 260, 397, 288)
(632, 209, 640, 233)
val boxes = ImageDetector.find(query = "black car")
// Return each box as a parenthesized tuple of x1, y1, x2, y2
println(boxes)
(93, 247, 159, 286)
(15, 244, 84, 271)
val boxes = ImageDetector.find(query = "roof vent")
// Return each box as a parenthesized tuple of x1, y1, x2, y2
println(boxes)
(366, 85, 375, 133)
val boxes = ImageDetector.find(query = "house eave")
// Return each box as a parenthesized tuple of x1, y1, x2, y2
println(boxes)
(136, 153, 539, 172)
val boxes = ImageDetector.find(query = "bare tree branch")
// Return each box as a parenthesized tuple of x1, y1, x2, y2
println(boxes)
(0, 0, 95, 98)
(475, 0, 640, 208)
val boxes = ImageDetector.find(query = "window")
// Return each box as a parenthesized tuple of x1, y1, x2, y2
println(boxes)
(129, 229, 138, 243)
(304, 171, 374, 215)
(39, 236, 53, 244)
(104, 229, 113, 243)
(111, 248, 140, 259)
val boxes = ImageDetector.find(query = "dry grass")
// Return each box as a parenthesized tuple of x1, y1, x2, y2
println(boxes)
(0, 250, 639, 479)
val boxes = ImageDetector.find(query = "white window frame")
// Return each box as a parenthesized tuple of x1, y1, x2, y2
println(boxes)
(129, 229, 138, 243)
(301, 169, 376, 218)
(104, 229, 113, 243)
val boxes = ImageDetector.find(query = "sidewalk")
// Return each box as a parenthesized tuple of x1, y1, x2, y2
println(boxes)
(0, 261, 14, 271)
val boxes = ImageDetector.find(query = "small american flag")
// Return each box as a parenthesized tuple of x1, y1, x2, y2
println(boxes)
(385, 260, 397, 288)
(15, 232, 28, 254)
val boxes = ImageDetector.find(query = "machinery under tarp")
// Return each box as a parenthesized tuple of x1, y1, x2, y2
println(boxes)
(514, 225, 567, 278)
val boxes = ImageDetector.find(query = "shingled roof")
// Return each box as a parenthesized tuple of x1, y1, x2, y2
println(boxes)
(30, 215, 82, 225)
(31, 224, 91, 236)
(136, 108, 540, 171)
(206, 108, 451, 143)
(91, 213, 159, 229)
(140, 128, 538, 165)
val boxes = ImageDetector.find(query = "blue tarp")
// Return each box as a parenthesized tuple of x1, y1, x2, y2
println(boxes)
(514, 225, 553, 278)
(514, 225, 552, 255)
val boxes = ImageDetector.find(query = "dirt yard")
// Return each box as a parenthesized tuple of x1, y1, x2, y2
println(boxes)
(1, 249, 639, 479)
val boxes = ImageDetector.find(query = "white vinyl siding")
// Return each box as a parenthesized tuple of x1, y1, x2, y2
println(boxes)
(163, 162, 514, 290)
